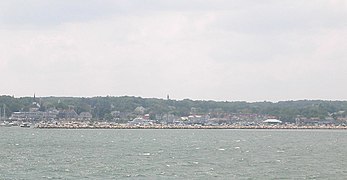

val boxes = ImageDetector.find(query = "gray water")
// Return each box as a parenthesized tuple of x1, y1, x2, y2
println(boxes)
(0, 128, 346, 179)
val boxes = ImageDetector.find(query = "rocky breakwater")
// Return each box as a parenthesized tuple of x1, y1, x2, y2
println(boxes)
(35, 121, 347, 130)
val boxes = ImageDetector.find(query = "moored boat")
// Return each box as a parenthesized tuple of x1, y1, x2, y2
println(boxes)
(0, 121, 12, 127)
(20, 122, 31, 128)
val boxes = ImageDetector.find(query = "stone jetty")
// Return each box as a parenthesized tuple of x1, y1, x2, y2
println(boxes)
(35, 121, 347, 130)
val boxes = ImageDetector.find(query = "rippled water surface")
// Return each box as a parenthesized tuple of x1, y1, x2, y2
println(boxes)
(0, 128, 346, 179)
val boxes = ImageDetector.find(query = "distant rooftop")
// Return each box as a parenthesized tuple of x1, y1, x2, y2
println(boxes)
(263, 119, 282, 123)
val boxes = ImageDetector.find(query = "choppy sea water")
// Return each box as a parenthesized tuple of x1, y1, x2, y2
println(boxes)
(0, 127, 346, 179)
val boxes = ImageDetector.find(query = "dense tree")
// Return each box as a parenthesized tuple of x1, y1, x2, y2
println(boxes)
(1, 95, 347, 122)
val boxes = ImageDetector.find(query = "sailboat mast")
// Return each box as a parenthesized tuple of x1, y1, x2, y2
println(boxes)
(3, 104, 5, 121)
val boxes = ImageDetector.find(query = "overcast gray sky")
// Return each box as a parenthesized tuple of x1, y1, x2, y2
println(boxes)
(0, 0, 346, 102)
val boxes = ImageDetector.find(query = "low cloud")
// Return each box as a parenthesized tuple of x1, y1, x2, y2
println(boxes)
(0, 1, 346, 101)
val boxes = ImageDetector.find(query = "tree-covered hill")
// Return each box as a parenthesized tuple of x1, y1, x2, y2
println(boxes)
(1, 95, 347, 122)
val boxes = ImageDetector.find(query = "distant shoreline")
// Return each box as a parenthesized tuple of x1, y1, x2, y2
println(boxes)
(35, 124, 347, 130)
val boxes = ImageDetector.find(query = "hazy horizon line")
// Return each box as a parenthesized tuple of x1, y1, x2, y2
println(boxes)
(1, 94, 346, 103)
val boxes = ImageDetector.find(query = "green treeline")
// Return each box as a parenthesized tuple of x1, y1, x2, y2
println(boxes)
(1, 95, 347, 122)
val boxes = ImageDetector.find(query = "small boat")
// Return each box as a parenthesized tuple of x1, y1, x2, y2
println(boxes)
(0, 121, 12, 127)
(20, 123, 31, 128)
